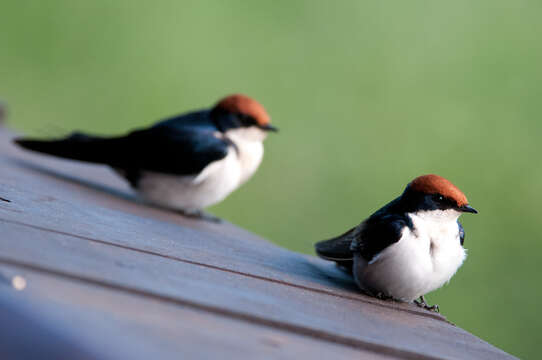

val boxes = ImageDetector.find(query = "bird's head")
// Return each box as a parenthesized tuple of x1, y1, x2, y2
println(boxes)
(401, 174, 477, 216)
(210, 94, 277, 141)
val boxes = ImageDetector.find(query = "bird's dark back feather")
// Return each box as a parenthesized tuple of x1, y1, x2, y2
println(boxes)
(14, 110, 231, 180)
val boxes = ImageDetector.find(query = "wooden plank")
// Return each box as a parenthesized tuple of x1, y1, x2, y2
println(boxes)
(0, 127, 517, 359)
(0, 130, 440, 320)
(0, 220, 513, 360)
(0, 265, 392, 360)
(0, 288, 103, 360)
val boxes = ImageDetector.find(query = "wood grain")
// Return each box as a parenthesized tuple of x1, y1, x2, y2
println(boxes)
(1, 264, 395, 360)
(0, 127, 517, 359)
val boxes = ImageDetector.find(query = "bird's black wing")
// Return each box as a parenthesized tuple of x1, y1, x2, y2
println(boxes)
(458, 220, 465, 246)
(315, 226, 359, 272)
(112, 126, 231, 175)
(316, 196, 414, 268)
(15, 124, 231, 177)
(315, 227, 358, 261)
(352, 213, 413, 262)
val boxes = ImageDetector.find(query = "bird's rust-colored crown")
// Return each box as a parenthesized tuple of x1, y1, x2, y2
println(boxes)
(409, 174, 468, 207)
(213, 94, 270, 126)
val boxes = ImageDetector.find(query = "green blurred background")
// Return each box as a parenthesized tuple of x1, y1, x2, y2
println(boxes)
(1, 1, 541, 358)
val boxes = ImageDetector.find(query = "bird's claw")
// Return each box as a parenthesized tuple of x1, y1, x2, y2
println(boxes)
(178, 210, 222, 223)
(414, 296, 440, 312)
(375, 292, 394, 301)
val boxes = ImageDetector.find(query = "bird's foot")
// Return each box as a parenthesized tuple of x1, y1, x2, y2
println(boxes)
(414, 296, 439, 312)
(177, 209, 222, 223)
(374, 292, 394, 301)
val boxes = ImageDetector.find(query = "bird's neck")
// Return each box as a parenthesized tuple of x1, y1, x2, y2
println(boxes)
(225, 127, 267, 144)
(223, 128, 265, 184)
(410, 209, 461, 223)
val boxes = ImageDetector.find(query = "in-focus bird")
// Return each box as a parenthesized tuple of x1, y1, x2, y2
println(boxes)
(315, 174, 477, 311)
(15, 94, 277, 220)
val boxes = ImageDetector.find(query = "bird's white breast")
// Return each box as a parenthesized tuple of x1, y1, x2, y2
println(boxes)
(354, 210, 466, 301)
(225, 127, 265, 184)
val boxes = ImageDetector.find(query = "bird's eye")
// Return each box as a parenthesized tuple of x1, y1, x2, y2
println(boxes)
(433, 194, 444, 202)
(237, 113, 252, 125)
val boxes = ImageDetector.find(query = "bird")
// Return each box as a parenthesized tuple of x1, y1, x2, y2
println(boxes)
(15, 94, 277, 221)
(315, 174, 477, 311)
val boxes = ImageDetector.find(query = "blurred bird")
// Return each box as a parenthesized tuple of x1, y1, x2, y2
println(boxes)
(315, 174, 477, 311)
(15, 94, 277, 220)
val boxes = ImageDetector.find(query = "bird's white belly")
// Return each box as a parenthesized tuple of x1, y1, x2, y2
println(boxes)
(136, 150, 243, 211)
(354, 211, 466, 301)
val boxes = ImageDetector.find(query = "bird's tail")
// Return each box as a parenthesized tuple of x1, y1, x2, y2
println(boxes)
(315, 227, 356, 261)
(314, 227, 357, 273)
(14, 132, 114, 165)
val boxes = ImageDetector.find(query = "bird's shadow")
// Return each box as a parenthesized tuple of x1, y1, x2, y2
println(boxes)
(7, 156, 139, 203)
(298, 255, 360, 293)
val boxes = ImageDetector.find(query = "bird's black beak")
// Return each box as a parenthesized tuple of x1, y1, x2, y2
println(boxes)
(459, 204, 478, 214)
(260, 124, 279, 132)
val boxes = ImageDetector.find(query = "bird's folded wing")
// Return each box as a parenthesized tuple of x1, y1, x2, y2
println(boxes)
(16, 126, 231, 176)
(315, 227, 358, 261)
(352, 214, 411, 262)
(113, 127, 231, 175)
